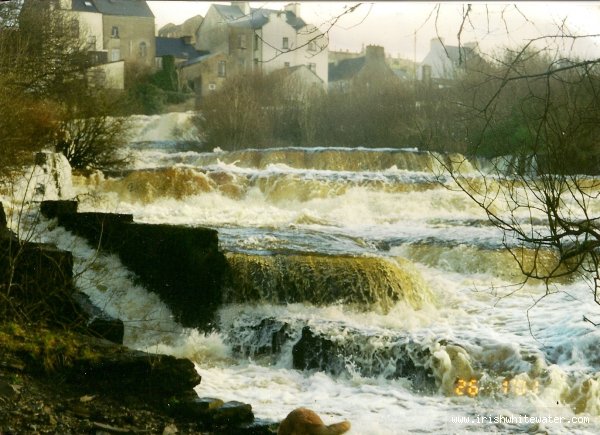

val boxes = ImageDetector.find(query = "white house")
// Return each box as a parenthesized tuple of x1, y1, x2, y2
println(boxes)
(418, 38, 481, 83)
(36, 0, 157, 89)
(195, 2, 328, 89)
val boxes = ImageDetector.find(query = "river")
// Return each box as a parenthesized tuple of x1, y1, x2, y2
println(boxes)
(25, 113, 600, 434)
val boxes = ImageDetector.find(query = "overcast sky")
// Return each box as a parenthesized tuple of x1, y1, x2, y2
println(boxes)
(147, 1, 600, 61)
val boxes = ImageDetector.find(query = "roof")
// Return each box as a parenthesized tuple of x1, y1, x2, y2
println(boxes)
(285, 64, 324, 83)
(71, 0, 99, 13)
(444, 45, 477, 64)
(179, 52, 225, 68)
(213, 4, 245, 20)
(213, 4, 306, 30)
(80, 0, 154, 18)
(156, 37, 206, 59)
(328, 57, 365, 82)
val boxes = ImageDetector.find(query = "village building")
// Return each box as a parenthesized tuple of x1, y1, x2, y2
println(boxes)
(24, 0, 156, 89)
(328, 45, 398, 92)
(182, 1, 327, 99)
(418, 37, 481, 85)
(330, 47, 416, 84)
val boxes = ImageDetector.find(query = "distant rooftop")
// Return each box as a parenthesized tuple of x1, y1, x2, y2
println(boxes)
(71, 0, 154, 18)
(329, 57, 365, 82)
(213, 4, 306, 30)
(156, 37, 207, 59)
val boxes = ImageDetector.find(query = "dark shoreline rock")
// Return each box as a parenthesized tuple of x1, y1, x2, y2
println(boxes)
(0, 326, 278, 434)
(292, 325, 436, 390)
(71, 291, 124, 344)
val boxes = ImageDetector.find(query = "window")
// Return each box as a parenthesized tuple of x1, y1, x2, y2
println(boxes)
(308, 41, 317, 52)
(308, 62, 316, 72)
(139, 41, 147, 58)
(218, 60, 226, 77)
(87, 35, 96, 50)
(238, 35, 246, 49)
(111, 48, 120, 62)
(284, 62, 290, 68)
(282, 37, 288, 50)
(84, 1, 93, 6)
(254, 33, 259, 50)
(111, 26, 119, 38)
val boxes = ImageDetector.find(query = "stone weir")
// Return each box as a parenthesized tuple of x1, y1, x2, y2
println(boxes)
(40, 200, 227, 330)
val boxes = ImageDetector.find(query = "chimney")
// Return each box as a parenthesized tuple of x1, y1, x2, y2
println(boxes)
(365, 45, 385, 64)
(284, 3, 300, 17)
(231, 1, 251, 15)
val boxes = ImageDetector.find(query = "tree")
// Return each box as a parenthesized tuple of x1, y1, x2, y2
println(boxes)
(433, 12, 600, 309)
(0, 1, 64, 174)
(0, 1, 132, 173)
(195, 71, 280, 150)
(54, 92, 131, 171)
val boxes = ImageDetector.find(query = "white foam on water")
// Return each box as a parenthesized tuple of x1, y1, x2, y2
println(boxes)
(6, 127, 598, 433)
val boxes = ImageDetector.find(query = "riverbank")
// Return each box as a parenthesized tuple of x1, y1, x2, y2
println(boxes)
(0, 322, 277, 434)
(0, 197, 277, 434)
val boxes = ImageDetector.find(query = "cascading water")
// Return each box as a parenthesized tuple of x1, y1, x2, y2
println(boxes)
(23, 113, 600, 434)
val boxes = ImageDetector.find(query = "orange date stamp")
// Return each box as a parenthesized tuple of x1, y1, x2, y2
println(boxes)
(454, 377, 540, 397)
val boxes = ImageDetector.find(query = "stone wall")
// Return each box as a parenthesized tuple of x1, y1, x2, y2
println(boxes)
(41, 200, 227, 329)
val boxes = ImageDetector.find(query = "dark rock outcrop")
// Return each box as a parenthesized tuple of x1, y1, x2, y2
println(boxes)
(63, 337, 201, 399)
(292, 326, 338, 372)
(232, 318, 292, 357)
(211, 400, 254, 426)
(41, 201, 227, 329)
(40, 200, 78, 219)
(292, 326, 436, 390)
(165, 396, 278, 433)
(71, 292, 124, 344)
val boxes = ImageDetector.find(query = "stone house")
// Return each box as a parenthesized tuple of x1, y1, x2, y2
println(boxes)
(330, 48, 416, 81)
(328, 45, 398, 92)
(192, 1, 328, 94)
(25, 0, 156, 89)
(178, 52, 231, 102)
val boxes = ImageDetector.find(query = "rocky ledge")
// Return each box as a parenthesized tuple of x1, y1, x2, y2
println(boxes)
(0, 324, 278, 434)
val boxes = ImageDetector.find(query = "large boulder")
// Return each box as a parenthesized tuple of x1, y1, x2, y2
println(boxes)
(64, 336, 201, 400)
(292, 326, 436, 390)
(230, 318, 292, 358)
